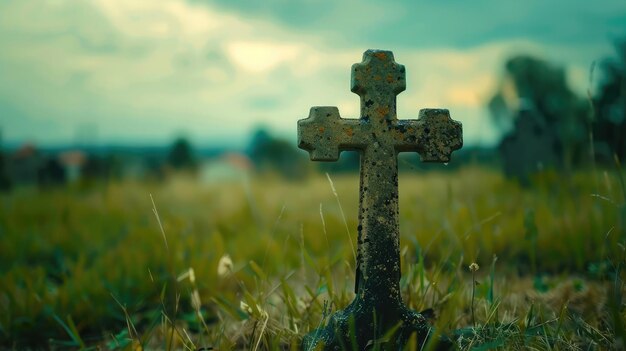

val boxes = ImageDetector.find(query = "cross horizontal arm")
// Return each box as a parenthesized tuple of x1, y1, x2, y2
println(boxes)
(394, 109, 463, 162)
(298, 106, 369, 161)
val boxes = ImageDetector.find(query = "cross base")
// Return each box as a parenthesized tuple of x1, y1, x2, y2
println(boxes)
(303, 297, 450, 350)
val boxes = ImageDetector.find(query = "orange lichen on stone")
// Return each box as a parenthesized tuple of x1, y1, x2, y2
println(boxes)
(376, 106, 389, 117)
(374, 52, 387, 60)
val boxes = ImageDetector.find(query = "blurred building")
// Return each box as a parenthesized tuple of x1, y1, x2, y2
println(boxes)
(200, 153, 252, 184)
(7, 143, 42, 185)
(58, 150, 87, 183)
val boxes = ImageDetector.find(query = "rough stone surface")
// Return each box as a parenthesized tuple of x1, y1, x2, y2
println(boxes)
(298, 49, 463, 350)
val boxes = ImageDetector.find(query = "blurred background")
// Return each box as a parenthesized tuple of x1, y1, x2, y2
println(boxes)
(1, 1, 626, 348)
(0, 0, 624, 186)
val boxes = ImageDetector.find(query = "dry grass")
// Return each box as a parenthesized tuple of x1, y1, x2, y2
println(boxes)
(0, 166, 624, 349)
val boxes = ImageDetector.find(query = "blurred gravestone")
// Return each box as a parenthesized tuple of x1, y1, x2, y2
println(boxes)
(298, 49, 462, 349)
(499, 107, 561, 184)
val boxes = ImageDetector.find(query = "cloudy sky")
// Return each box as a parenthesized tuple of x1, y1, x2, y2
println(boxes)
(1, 0, 625, 148)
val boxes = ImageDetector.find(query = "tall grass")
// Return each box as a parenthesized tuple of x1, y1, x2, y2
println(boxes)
(0, 167, 624, 349)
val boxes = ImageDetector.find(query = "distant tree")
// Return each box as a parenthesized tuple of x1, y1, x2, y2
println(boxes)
(81, 154, 122, 184)
(593, 39, 626, 162)
(488, 55, 590, 176)
(167, 137, 197, 171)
(0, 143, 10, 191)
(318, 150, 360, 173)
(37, 157, 66, 188)
(247, 127, 308, 179)
(0, 129, 8, 190)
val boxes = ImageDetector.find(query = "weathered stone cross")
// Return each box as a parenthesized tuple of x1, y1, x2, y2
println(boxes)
(298, 50, 462, 349)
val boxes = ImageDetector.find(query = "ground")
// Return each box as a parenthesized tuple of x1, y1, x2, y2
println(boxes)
(0, 166, 624, 349)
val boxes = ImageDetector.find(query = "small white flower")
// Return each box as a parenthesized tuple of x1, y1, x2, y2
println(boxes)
(469, 262, 480, 272)
(240, 301, 253, 314)
(239, 300, 266, 317)
(217, 254, 233, 277)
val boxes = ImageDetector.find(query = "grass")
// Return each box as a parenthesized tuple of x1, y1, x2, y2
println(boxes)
(0, 166, 624, 349)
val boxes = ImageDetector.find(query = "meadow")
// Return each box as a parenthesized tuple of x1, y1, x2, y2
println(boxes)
(0, 166, 625, 350)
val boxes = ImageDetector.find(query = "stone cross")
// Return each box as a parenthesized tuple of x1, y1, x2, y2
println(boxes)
(298, 50, 462, 349)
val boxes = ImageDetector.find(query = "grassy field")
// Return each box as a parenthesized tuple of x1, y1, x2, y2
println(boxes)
(0, 166, 625, 350)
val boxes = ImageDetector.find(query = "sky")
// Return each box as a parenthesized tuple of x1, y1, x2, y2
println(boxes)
(0, 0, 625, 149)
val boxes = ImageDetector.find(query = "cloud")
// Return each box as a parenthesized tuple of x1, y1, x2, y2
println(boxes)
(0, 0, 621, 148)
(226, 41, 304, 73)
(203, 0, 626, 49)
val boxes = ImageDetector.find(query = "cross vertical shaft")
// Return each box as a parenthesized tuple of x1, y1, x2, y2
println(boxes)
(356, 145, 401, 303)
(351, 50, 406, 304)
